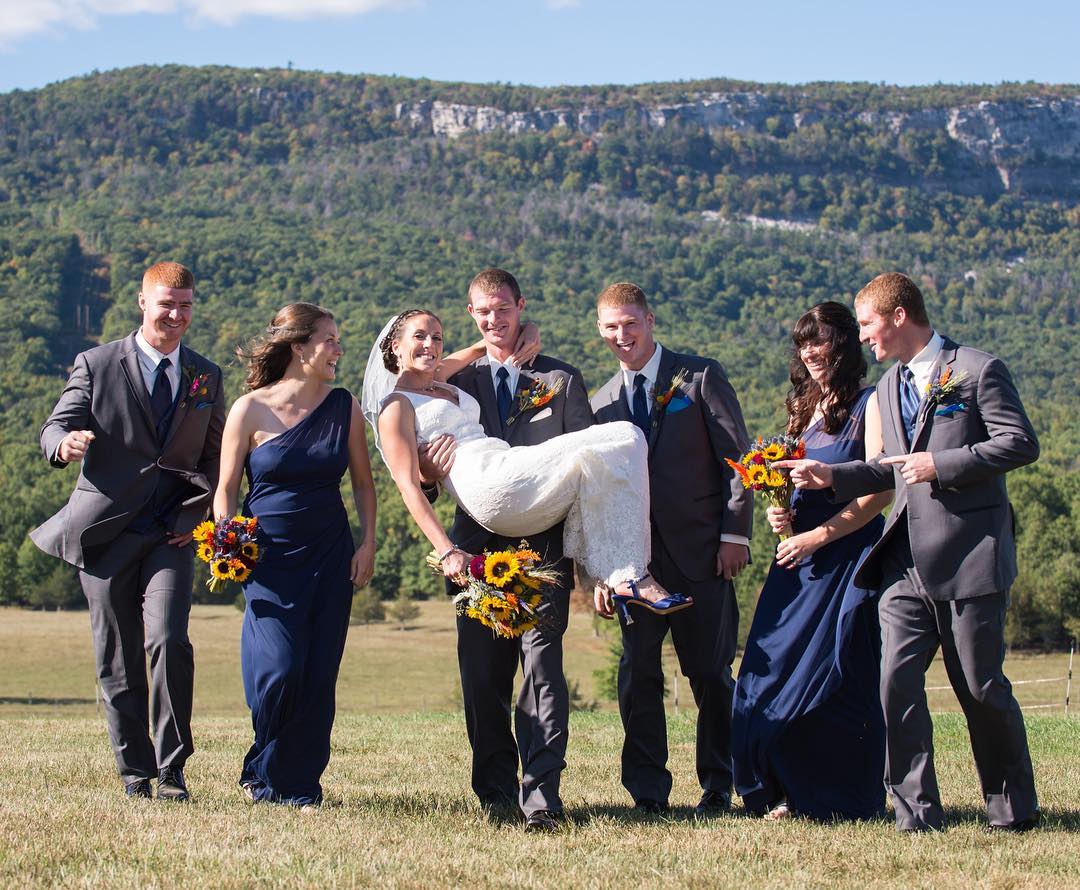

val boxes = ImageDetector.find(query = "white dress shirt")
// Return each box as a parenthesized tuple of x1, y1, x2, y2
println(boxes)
(135, 331, 181, 401)
(487, 352, 521, 396)
(903, 331, 944, 397)
(622, 342, 748, 551)
(621, 343, 664, 416)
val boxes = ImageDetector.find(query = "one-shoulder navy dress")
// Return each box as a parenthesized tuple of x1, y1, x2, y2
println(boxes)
(732, 388, 886, 820)
(239, 387, 354, 805)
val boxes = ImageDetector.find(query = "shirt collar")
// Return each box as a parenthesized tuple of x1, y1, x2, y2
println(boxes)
(903, 331, 943, 393)
(135, 330, 180, 371)
(487, 352, 520, 391)
(622, 343, 664, 392)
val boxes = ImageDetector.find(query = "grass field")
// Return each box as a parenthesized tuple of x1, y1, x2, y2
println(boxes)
(1, 604, 1077, 888)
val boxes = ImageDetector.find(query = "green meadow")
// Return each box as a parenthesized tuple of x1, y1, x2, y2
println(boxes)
(1, 603, 1077, 888)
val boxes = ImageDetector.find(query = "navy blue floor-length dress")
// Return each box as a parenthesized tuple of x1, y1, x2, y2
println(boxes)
(239, 387, 354, 805)
(733, 387, 886, 820)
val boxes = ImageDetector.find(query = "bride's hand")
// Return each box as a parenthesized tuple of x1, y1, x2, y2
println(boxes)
(593, 583, 614, 620)
(510, 322, 541, 367)
(441, 548, 471, 584)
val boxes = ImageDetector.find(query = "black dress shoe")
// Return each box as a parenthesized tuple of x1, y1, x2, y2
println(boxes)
(524, 810, 562, 832)
(988, 811, 1041, 834)
(634, 799, 669, 815)
(694, 790, 732, 818)
(156, 766, 189, 802)
(125, 778, 152, 799)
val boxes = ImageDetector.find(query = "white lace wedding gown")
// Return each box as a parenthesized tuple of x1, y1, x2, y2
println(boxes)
(385, 387, 651, 586)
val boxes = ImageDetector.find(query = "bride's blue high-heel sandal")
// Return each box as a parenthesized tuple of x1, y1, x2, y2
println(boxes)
(611, 574, 693, 624)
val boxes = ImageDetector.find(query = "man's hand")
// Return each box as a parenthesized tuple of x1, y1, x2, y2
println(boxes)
(168, 532, 193, 547)
(58, 430, 95, 463)
(772, 459, 833, 490)
(717, 542, 749, 581)
(418, 434, 456, 484)
(881, 452, 937, 485)
(594, 583, 615, 619)
(510, 321, 541, 367)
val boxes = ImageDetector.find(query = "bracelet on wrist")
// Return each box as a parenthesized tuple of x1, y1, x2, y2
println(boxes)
(437, 545, 461, 565)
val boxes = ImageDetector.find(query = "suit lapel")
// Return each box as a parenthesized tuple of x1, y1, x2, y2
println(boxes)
(910, 338, 959, 453)
(504, 367, 537, 440)
(882, 366, 906, 452)
(604, 373, 633, 424)
(470, 358, 504, 438)
(120, 333, 157, 439)
(647, 348, 679, 451)
(161, 345, 194, 450)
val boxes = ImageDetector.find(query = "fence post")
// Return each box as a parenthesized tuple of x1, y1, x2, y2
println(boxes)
(1066, 640, 1074, 716)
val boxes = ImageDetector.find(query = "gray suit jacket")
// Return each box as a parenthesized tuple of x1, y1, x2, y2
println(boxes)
(830, 336, 1038, 600)
(31, 332, 226, 569)
(447, 354, 594, 559)
(591, 348, 753, 583)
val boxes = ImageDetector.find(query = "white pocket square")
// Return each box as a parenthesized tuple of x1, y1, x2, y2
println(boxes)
(529, 407, 553, 422)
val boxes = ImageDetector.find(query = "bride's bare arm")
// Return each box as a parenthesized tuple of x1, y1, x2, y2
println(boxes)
(378, 396, 464, 574)
(213, 395, 254, 521)
(435, 323, 541, 381)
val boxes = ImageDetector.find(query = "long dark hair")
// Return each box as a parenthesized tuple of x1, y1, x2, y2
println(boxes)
(239, 302, 335, 391)
(785, 301, 867, 436)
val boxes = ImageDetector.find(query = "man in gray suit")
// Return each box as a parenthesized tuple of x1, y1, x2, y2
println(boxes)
(777, 272, 1040, 832)
(423, 268, 593, 831)
(31, 262, 225, 801)
(591, 282, 753, 817)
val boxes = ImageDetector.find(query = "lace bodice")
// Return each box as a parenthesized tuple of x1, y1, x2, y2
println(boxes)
(381, 386, 488, 446)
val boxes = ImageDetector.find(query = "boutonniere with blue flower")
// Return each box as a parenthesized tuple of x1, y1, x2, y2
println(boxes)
(651, 368, 690, 424)
(926, 367, 968, 416)
(506, 377, 564, 426)
(182, 365, 213, 406)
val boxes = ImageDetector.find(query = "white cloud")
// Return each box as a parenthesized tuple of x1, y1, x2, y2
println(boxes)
(0, 0, 410, 46)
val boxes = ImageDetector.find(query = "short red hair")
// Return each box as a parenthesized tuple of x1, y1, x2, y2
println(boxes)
(142, 262, 194, 293)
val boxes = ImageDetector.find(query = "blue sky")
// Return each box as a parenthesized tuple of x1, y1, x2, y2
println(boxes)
(1, 1, 1077, 94)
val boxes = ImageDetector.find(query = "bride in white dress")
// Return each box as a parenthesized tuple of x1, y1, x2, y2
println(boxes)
(361, 310, 690, 611)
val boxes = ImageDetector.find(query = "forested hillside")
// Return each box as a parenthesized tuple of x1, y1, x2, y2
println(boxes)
(1, 65, 1076, 646)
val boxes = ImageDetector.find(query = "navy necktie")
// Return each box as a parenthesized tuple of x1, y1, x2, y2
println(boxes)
(496, 366, 512, 426)
(150, 357, 173, 430)
(899, 366, 920, 445)
(632, 373, 651, 434)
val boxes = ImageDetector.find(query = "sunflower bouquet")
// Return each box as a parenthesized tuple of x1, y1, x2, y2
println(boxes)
(192, 515, 261, 592)
(725, 435, 806, 541)
(427, 541, 562, 639)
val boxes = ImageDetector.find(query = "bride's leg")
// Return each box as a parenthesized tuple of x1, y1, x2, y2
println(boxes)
(563, 422, 683, 606)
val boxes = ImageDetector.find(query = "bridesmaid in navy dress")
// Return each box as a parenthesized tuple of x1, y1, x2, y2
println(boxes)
(214, 303, 377, 808)
(733, 301, 893, 821)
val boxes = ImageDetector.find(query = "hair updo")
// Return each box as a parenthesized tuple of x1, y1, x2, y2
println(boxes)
(239, 302, 335, 391)
(380, 309, 441, 373)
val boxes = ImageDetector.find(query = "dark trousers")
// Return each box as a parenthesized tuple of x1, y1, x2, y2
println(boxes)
(457, 572, 570, 817)
(617, 540, 739, 805)
(878, 533, 1038, 830)
(79, 530, 195, 782)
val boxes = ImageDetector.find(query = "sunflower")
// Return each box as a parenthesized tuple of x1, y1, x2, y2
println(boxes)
(761, 442, 785, 462)
(747, 464, 769, 487)
(193, 520, 216, 544)
(766, 469, 786, 488)
(210, 559, 232, 581)
(196, 543, 214, 563)
(484, 551, 521, 588)
(228, 560, 252, 583)
(240, 542, 259, 560)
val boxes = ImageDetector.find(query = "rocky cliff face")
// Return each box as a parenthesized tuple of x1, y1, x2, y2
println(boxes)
(396, 93, 1080, 196)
